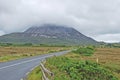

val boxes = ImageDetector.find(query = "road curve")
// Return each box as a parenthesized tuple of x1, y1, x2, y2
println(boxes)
(0, 50, 70, 80)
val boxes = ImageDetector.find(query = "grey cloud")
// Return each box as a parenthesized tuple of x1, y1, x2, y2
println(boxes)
(0, 30, 5, 36)
(94, 33, 120, 43)
(0, 0, 120, 42)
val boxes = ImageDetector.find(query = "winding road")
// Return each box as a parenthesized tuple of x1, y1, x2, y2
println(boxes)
(0, 51, 70, 80)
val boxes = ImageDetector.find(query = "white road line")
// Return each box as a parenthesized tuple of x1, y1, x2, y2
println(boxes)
(31, 65, 39, 71)
(26, 72, 29, 76)
(31, 68, 34, 71)
(20, 78, 23, 80)
(25, 65, 39, 78)
(0, 56, 49, 70)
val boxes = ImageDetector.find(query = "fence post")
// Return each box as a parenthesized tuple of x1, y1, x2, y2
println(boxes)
(40, 60, 54, 80)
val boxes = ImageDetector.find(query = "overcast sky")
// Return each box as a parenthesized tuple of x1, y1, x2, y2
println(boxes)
(0, 0, 120, 43)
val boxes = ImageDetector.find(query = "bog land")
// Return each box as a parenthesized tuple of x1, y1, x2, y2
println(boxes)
(0, 46, 69, 62)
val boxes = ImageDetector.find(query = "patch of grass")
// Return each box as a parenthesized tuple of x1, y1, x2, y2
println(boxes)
(72, 46, 95, 56)
(0, 54, 25, 62)
(27, 66, 42, 80)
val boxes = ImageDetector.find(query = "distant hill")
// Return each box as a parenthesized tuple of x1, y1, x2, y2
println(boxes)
(0, 24, 98, 45)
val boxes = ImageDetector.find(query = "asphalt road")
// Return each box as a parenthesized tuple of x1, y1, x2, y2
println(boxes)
(0, 50, 70, 80)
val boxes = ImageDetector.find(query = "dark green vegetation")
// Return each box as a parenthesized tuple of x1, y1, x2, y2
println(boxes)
(65, 61, 116, 80)
(0, 42, 70, 47)
(72, 46, 95, 56)
(28, 48, 119, 80)
(0, 24, 98, 45)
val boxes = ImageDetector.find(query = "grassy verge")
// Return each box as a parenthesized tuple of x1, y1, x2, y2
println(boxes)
(27, 66, 42, 80)
(0, 46, 70, 62)
(27, 48, 120, 80)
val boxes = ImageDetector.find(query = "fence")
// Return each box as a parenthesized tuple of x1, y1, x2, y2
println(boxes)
(40, 60, 54, 80)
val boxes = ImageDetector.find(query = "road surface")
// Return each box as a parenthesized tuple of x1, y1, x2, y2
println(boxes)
(0, 50, 70, 80)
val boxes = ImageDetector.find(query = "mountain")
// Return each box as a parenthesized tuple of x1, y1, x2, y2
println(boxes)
(0, 24, 98, 45)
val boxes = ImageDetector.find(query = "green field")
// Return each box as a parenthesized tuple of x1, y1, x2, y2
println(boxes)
(27, 48, 120, 80)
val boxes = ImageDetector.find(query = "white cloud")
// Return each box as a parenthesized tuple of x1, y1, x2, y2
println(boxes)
(0, 0, 120, 42)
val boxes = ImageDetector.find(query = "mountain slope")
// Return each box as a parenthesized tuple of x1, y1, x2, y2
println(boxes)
(0, 24, 98, 45)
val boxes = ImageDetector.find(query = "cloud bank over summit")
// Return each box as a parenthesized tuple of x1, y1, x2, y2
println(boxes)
(0, 0, 120, 42)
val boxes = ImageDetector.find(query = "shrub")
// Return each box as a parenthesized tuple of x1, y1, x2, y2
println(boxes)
(72, 46, 95, 56)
